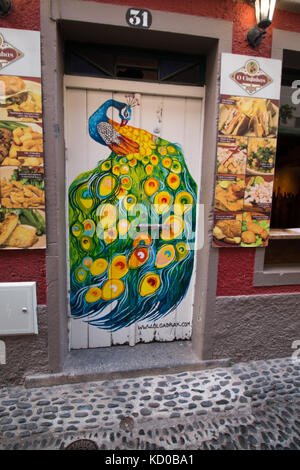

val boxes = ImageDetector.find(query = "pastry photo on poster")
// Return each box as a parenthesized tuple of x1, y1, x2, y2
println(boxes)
(213, 53, 282, 248)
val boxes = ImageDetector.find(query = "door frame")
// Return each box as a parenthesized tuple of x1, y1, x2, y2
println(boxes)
(41, 0, 233, 374)
(64, 75, 205, 349)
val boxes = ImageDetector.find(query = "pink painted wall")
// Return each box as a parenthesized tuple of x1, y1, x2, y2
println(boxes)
(0, 0, 299, 303)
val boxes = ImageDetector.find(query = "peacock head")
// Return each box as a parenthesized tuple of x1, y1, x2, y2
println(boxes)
(119, 104, 132, 127)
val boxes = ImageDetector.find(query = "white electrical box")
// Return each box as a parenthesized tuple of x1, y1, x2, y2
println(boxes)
(0, 282, 38, 335)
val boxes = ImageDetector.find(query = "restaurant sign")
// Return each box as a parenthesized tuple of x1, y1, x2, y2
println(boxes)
(0, 28, 46, 250)
(213, 53, 282, 248)
(0, 33, 23, 70)
(230, 59, 273, 95)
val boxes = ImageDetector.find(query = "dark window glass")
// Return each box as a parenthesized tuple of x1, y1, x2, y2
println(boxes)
(67, 52, 110, 78)
(64, 42, 205, 86)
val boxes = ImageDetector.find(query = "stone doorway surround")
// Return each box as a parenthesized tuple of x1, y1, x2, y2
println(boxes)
(40, 0, 232, 380)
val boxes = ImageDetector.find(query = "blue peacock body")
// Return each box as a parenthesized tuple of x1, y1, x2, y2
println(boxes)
(68, 97, 197, 331)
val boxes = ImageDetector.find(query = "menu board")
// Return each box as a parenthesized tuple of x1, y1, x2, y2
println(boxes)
(0, 28, 46, 250)
(213, 54, 282, 248)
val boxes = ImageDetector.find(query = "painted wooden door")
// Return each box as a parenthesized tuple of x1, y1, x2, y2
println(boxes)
(65, 77, 204, 349)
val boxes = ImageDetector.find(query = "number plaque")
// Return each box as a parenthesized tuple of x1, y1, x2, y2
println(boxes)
(126, 8, 152, 29)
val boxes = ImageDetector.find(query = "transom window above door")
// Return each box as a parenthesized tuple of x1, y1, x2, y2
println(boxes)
(64, 42, 206, 86)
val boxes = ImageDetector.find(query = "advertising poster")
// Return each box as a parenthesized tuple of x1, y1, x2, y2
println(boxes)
(213, 53, 282, 248)
(0, 28, 45, 250)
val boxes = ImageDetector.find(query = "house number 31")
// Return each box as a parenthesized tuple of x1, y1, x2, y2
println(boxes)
(126, 8, 152, 29)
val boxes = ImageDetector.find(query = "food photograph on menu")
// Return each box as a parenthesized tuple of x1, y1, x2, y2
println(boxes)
(0, 75, 42, 121)
(244, 175, 273, 214)
(218, 95, 279, 138)
(0, 120, 43, 166)
(213, 212, 243, 247)
(214, 174, 245, 213)
(217, 136, 248, 174)
(241, 212, 270, 247)
(246, 137, 276, 175)
(0, 166, 44, 209)
(0, 207, 46, 249)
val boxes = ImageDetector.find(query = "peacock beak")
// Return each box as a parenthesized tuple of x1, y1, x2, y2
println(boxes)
(120, 119, 128, 127)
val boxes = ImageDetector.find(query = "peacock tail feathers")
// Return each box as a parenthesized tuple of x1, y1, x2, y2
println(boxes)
(69, 119, 197, 331)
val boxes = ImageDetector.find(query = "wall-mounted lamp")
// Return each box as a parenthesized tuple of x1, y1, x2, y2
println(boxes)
(0, 0, 12, 17)
(247, 0, 276, 47)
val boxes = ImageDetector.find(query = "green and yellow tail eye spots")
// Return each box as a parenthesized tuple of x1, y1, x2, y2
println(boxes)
(150, 155, 158, 166)
(83, 219, 95, 237)
(123, 194, 137, 211)
(129, 158, 137, 167)
(154, 191, 173, 214)
(167, 145, 177, 155)
(176, 242, 189, 261)
(174, 191, 194, 215)
(109, 255, 129, 279)
(139, 273, 161, 297)
(75, 267, 88, 283)
(117, 187, 127, 199)
(71, 223, 82, 237)
(129, 247, 149, 269)
(83, 257, 93, 269)
(85, 286, 102, 303)
(162, 156, 171, 168)
(77, 184, 93, 210)
(121, 165, 130, 175)
(97, 174, 117, 197)
(158, 146, 167, 156)
(90, 258, 108, 276)
(145, 164, 153, 175)
(142, 155, 150, 165)
(144, 177, 159, 197)
(112, 165, 120, 176)
(155, 244, 175, 268)
(120, 176, 132, 190)
(81, 236, 93, 251)
(102, 279, 125, 300)
(104, 227, 118, 245)
(161, 215, 184, 241)
(167, 173, 180, 190)
(98, 203, 118, 229)
(118, 219, 130, 236)
(101, 161, 111, 171)
(133, 232, 152, 247)
(171, 159, 182, 174)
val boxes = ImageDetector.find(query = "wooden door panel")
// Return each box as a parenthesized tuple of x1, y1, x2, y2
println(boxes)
(66, 83, 203, 349)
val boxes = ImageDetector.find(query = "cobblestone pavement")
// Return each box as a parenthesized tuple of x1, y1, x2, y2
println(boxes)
(0, 357, 299, 450)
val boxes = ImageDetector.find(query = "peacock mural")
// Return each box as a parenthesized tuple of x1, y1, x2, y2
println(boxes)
(68, 94, 197, 332)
